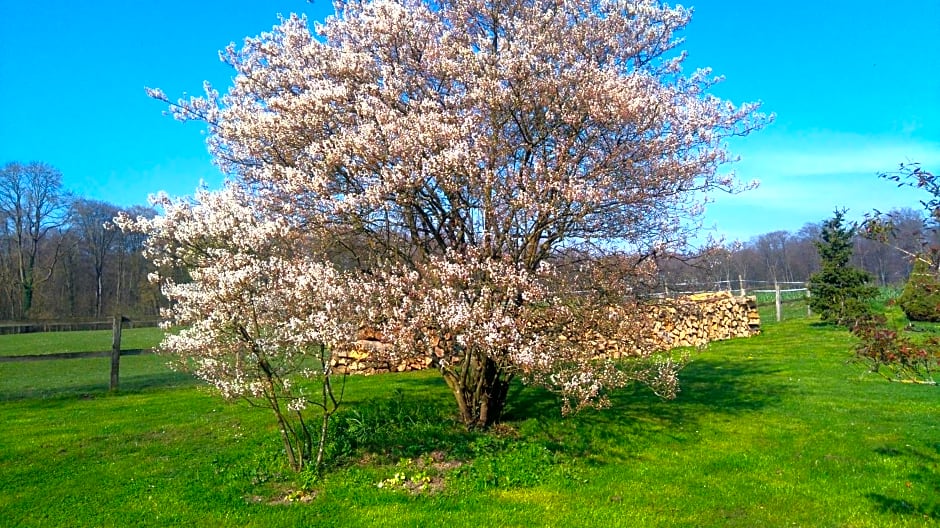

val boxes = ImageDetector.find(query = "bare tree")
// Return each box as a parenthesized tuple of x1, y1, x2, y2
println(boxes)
(0, 162, 70, 318)
(864, 163, 940, 272)
(753, 231, 792, 283)
(853, 210, 922, 286)
(786, 222, 821, 283)
(0, 207, 17, 319)
(69, 198, 121, 317)
(112, 205, 161, 317)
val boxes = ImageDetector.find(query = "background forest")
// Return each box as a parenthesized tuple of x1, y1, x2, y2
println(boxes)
(2, 160, 934, 323)
(0, 161, 160, 321)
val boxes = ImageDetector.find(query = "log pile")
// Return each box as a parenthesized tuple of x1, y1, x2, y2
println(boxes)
(330, 328, 435, 375)
(644, 291, 760, 350)
(544, 292, 759, 358)
(330, 291, 760, 375)
(330, 346, 435, 375)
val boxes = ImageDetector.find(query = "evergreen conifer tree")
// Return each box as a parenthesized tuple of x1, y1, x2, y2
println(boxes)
(808, 210, 878, 325)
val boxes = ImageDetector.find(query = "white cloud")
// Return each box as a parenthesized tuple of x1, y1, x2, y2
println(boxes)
(700, 131, 940, 242)
(734, 130, 940, 178)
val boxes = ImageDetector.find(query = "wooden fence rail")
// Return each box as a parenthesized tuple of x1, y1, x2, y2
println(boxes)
(0, 315, 156, 391)
(752, 283, 811, 322)
(0, 349, 153, 363)
(0, 319, 161, 335)
(660, 277, 811, 323)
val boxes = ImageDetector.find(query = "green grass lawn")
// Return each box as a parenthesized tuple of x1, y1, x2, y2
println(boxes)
(0, 327, 166, 356)
(0, 316, 937, 527)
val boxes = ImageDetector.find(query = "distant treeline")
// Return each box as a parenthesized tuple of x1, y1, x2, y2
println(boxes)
(657, 207, 935, 290)
(2, 160, 931, 322)
(0, 161, 162, 321)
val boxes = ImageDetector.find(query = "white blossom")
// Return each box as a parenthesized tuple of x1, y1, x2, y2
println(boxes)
(132, 0, 768, 427)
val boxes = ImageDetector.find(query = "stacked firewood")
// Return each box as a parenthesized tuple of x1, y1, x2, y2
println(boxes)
(643, 291, 760, 350)
(546, 292, 759, 357)
(330, 292, 760, 375)
(330, 328, 424, 375)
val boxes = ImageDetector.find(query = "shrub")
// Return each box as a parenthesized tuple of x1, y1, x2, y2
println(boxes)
(897, 257, 940, 322)
(851, 314, 940, 385)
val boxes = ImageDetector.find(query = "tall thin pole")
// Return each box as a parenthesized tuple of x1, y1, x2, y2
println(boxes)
(110, 314, 122, 391)
(775, 282, 782, 323)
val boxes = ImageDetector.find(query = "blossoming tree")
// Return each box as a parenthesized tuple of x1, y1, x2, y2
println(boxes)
(143, 0, 769, 430)
(116, 186, 362, 472)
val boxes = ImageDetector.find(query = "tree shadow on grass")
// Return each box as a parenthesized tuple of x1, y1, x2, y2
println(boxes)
(866, 494, 940, 520)
(325, 388, 477, 466)
(501, 356, 788, 463)
(0, 371, 199, 403)
(866, 443, 940, 521)
(60, 356, 781, 475)
(325, 356, 789, 468)
(504, 356, 787, 420)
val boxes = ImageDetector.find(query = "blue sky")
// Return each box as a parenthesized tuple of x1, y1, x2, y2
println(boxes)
(1, 0, 937, 242)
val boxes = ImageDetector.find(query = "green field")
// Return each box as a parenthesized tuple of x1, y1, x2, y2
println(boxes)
(0, 327, 165, 356)
(0, 315, 937, 527)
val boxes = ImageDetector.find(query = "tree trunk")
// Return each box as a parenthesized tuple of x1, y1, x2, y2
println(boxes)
(442, 353, 512, 430)
(21, 282, 33, 318)
(95, 270, 103, 318)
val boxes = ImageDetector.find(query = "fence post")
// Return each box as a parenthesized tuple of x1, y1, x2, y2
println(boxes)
(110, 314, 123, 391)
(805, 284, 812, 316)
(738, 275, 746, 297)
(775, 282, 782, 322)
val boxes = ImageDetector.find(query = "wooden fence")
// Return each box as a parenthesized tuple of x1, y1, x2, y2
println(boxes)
(750, 283, 811, 323)
(0, 318, 161, 335)
(659, 277, 810, 322)
(0, 315, 154, 391)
